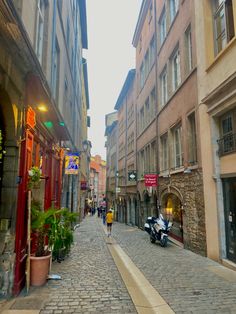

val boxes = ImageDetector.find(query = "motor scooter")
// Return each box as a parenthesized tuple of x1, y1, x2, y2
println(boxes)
(144, 214, 172, 247)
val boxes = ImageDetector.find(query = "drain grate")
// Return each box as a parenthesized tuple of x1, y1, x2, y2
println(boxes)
(10, 298, 44, 310)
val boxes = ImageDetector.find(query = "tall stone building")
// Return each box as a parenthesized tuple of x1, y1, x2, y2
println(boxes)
(114, 70, 136, 224)
(89, 155, 106, 209)
(155, 0, 206, 254)
(133, 1, 158, 228)
(0, 0, 89, 296)
(195, 0, 236, 265)
(105, 0, 206, 256)
(105, 112, 118, 218)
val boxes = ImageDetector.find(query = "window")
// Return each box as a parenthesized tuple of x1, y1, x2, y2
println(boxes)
(160, 9, 167, 45)
(170, 0, 179, 23)
(188, 113, 197, 165)
(150, 88, 156, 117)
(66, 17, 70, 47)
(35, 0, 45, 64)
(149, 3, 153, 23)
(185, 25, 193, 73)
(144, 50, 150, 79)
(221, 113, 234, 153)
(52, 39, 60, 101)
(171, 49, 181, 91)
(145, 97, 150, 125)
(213, 0, 235, 55)
(161, 134, 168, 171)
(150, 36, 155, 66)
(173, 125, 182, 168)
(150, 141, 157, 172)
(140, 63, 144, 89)
(160, 68, 167, 106)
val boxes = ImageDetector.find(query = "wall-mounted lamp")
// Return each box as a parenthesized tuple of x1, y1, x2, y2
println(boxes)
(37, 104, 48, 112)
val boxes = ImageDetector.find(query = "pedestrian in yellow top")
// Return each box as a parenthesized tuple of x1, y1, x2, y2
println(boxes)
(106, 209, 113, 237)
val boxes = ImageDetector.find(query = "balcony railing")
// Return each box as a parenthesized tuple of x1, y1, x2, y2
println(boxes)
(217, 133, 236, 157)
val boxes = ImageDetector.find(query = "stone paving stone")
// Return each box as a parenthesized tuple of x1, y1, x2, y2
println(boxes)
(39, 215, 137, 314)
(111, 221, 236, 314)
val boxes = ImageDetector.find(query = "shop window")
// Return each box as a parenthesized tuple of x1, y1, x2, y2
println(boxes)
(212, 0, 235, 55)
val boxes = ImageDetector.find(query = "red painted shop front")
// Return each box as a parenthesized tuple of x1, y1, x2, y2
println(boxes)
(13, 74, 65, 295)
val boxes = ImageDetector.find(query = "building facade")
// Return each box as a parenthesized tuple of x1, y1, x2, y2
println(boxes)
(195, 0, 236, 264)
(89, 155, 106, 209)
(105, 112, 118, 218)
(0, 0, 89, 297)
(155, 0, 206, 254)
(105, 0, 206, 256)
(133, 0, 158, 228)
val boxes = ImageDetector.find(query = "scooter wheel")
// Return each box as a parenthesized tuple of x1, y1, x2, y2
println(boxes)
(150, 237, 155, 243)
(160, 237, 168, 247)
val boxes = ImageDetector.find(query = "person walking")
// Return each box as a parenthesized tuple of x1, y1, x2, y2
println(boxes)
(106, 209, 113, 237)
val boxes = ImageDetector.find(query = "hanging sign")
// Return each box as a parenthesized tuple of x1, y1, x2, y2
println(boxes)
(26, 107, 36, 129)
(144, 174, 158, 187)
(65, 153, 80, 174)
(80, 181, 87, 190)
(128, 171, 137, 181)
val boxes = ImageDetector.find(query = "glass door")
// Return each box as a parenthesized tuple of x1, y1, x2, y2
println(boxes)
(223, 178, 236, 262)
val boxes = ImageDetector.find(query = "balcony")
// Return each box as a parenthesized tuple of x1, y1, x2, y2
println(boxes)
(217, 133, 236, 157)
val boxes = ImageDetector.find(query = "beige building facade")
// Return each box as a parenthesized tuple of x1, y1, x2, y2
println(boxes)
(195, 0, 236, 264)
(156, 0, 206, 254)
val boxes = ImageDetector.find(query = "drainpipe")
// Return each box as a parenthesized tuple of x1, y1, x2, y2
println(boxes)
(154, 0, 160, 216)
(50, 0, 56, 88)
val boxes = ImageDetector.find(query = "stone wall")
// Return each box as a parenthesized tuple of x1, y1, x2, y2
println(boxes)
(0, 230, 15, 297)
(159, 169, 207, 256)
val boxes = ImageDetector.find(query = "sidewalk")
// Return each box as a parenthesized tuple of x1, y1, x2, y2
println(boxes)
(1, 216, 137, 314)
(2, 216, 236, 314)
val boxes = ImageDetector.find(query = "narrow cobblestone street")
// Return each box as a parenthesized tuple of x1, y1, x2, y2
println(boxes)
(2, 215, 236, 314)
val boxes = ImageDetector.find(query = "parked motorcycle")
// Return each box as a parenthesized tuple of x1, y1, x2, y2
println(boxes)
(144, 215, 172, 247)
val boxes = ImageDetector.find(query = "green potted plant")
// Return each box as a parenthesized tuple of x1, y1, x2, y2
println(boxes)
(30, 203, 56, 286)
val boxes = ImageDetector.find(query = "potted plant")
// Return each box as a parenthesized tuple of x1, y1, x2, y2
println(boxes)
(30, 203, 56, 286)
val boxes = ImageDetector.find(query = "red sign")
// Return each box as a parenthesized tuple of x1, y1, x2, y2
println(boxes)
(26, 107, 36, 129)
(80, 181, 87, 190)
(144, 174, 158, 187)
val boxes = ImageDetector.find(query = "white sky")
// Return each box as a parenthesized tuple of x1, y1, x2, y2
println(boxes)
(84, 0, 142, 160)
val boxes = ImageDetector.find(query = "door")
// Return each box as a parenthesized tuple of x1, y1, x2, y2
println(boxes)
(223, 177, 236, 263)
(14, 130, 34, 295)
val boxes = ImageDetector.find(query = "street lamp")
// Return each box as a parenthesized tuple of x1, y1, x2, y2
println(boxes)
(80, 140, 90, 154)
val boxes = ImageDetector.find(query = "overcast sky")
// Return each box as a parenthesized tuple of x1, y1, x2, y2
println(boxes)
(84, 0, 142, 160)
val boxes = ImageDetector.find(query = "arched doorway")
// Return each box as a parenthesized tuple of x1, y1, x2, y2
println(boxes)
(162, 192, 183, 243)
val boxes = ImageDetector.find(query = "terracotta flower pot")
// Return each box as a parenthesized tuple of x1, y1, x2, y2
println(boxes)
(30, 254, 51, 286)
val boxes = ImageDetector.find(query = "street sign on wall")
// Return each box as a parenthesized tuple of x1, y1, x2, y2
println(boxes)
(144, 174, 158, 187)
(128, 171, 137, 181)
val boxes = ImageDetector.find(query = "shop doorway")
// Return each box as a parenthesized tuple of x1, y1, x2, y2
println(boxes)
(223, 177, 236, 263)
(163, 193, 183, 243)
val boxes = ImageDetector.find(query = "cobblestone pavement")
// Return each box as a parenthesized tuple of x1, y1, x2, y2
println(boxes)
(111, 221, 236, 314)
(37, 215, 137, 314)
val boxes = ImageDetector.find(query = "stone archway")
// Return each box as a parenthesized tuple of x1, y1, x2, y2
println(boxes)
(161, 188, 184, 243)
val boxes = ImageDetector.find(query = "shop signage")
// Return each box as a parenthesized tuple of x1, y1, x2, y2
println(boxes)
(26, 107, 36, 129)
(128, 171, 137, 181)
(144, 174, 158, 187)
(65, 153, 80, 175)
(80, 181, 87, 190)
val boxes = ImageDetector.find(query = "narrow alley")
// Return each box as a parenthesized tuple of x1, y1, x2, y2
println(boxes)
(2, 215, 236, 314)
